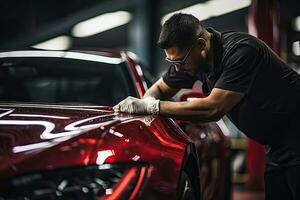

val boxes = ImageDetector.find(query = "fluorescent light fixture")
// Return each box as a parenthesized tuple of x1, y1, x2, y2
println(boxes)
(0, 51, 123, 64)
(292, 16, 300, 32)
(292, 41, 300, 56)
(161, 0, 251, 25)
(32, 35, 71, 50)
(72, 11, 132, 38)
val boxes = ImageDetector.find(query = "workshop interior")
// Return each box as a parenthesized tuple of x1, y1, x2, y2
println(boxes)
(0, 0, 299, 199)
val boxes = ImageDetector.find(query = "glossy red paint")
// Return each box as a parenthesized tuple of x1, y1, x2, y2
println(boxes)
(0, 104, 188, 198)
(90, 113, 189, 198)
(102, 167, 137, 200)
(0, 50, 230, 199)
(178, 91, 230, 199)
(121, 52, 146, 97)
(130, 166, 147, 200)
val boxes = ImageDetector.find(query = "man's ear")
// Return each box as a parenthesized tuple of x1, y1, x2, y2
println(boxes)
(197, 38, 206, 50)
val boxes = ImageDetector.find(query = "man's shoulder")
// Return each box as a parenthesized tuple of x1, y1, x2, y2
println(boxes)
(221, 31, 262, 57)
(221, 30, 255, 40)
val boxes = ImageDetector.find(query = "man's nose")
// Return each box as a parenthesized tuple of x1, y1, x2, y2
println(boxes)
(175, 65, 189, 73)
(174, 65, 180, 72)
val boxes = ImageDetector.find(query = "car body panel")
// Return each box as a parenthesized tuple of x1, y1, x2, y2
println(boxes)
(0, 104, 191, 198)
(0, 50, 230, 199)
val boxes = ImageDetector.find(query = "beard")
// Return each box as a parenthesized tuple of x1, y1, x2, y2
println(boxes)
(193, 57, 210, 75)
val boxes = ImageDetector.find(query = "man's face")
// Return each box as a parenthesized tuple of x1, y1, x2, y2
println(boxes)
(164, 39, 207, 76)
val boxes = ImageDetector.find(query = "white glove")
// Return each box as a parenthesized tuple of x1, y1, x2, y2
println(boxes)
(113, 96, 160, 115)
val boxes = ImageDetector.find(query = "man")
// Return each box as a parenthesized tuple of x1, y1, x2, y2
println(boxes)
(113, 13, 300, 200)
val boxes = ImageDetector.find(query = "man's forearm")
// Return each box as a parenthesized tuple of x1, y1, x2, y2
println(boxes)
(159, 98, 220, 122)
(143, 85, 166, 100)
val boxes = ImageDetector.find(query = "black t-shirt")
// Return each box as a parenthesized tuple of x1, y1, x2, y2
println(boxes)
(163, 28, 300, 166)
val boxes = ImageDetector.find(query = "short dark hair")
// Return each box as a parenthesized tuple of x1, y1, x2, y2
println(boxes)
(157, 13, 204, 50)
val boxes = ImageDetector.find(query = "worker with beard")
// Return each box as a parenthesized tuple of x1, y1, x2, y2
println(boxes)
(114, 13, 300, 200)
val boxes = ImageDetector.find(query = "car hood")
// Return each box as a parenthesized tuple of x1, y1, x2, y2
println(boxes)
(0, 103, 188, 183)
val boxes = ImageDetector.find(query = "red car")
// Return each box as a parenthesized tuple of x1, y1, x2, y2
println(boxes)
(0, 50, 231, 200)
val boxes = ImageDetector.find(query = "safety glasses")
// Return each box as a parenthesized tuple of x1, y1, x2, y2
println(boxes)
(165, 33, 204, 68)
(165, 44, 195, 68)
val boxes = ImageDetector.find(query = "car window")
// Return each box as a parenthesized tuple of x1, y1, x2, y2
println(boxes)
(0, 57, 138, 106)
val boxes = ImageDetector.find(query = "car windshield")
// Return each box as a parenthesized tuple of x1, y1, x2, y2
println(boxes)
(0, 55, 138, 106)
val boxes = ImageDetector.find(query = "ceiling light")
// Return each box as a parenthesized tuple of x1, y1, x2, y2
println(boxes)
(292, 41, 300, 56)
(72, 11, 132, 38)
(31, 35, 71, 50)
(292, 16, 300, 32)
(161, 0, 251, 25)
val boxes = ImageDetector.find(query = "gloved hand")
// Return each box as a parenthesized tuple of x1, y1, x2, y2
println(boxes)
(113, 96, 160, 115)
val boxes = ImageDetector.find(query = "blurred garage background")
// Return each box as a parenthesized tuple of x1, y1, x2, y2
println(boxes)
(0, 0, 299, 199)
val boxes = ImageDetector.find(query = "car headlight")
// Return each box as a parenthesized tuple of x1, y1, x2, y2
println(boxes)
(0, 163, 148, 200)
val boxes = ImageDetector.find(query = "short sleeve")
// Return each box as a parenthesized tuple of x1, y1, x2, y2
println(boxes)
(162, 65, 197, 89)
(214, 45, 260, 93)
